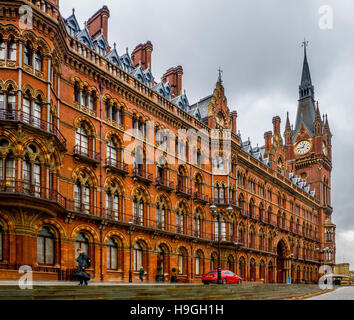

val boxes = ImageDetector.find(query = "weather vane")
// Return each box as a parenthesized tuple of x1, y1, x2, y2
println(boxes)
(302, 38, 309, 54)
(218, 67, 223, 83)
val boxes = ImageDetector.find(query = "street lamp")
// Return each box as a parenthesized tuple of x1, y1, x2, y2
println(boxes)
(210, 203, 223, 284)
(128, 221, 133, 283)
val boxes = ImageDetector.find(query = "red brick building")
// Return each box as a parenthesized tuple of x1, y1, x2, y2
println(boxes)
(0, 0, 335, 283)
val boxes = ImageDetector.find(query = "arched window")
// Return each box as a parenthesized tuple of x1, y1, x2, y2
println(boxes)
(178, 247, 187, 275)
(0, 36, 5, 60)
(80, 86, 88, 106)
(34, 48, 43, 71)
(211, 253, 217, 271)
(238, 225, 245, 244)
(6, 86, 15, 114)
(133, 197, 144, 226)
(134, 242, 143, 271)
(7, 37, 16, 61)
(37, 226, 54, 265)
(75, 125, 89, 156)
(176, 202, 185, 233)
(239, 257, 246, 279)
(24, 42, 32, 66)
(195, 254, 200, 275)
(75, 232, 89, 264)
(106, 139, 118, 167)
(106, 190, 119, 220)
(0, 151, 15, 188)
(227, 256, 234, 272)
(74, 172, 91, 214)
(259, 260, 265, 280)
(74, 82, 80, 103)
(194, 215, 201, 237)
(23, 150, 41, 197)
(156, 202, 166, 230)
(88, 91, 96, 111)
(107, 238, 118, 270)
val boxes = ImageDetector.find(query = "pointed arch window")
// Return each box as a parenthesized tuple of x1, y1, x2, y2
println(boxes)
(7, 37, 16, 61)
(156, 203, 166, 230)
(74, 82, 80, 103)
(37, 226, 54, 265)
(74, 179, 91, 214)
(34, 48, 43, 71)
(75, 125, 89, 156)
(106, 190, 119, 220)
(24, 42, 32, 66)
(0, 151, 15, 189)
(194, 216, 201, 237)
(88, 91, 96, 111)
(176, 207, 184, 234)
(0, 36, 5, 60)
(107, 238, 118, 270)
(107, 139, 118, 167)
(134, 242, 143, 271)
(133, 198, 144, 226)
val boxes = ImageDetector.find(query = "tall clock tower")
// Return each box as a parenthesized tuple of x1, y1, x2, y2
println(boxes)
(285, 40, 335, 265)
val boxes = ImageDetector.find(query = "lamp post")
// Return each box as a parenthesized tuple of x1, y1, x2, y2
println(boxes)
(128, 221, 133, 283)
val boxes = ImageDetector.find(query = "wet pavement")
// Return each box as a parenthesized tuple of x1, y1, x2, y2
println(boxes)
(306, 286, 354, 300)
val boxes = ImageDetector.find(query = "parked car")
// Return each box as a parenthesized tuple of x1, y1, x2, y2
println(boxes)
(202, 270, 242, 284)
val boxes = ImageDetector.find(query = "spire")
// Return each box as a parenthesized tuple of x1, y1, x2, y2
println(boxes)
(293, 39, 316, 140)
(217, 67, 223, 84)
(315, 101, 322, 122)
(285, 112, 291, 131)
(299, 38, 314, 100)
(284, 112, 292, 145)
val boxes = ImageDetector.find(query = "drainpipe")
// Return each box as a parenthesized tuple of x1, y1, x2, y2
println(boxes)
(99, 80, 104, 281)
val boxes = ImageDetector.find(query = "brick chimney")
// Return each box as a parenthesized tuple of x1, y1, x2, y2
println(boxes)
(131, 41, 153, 71)
(162, 66, 183, 97)
(264, 131, 273, 152)
(87, 6, 110, 41)
(272, 116, 281, 135)
(230, 111, 237, 134)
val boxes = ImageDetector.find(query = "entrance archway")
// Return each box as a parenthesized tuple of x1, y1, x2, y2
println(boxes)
(276, 239, 289, 283)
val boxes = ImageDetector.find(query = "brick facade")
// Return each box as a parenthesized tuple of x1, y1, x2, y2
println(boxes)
(0, 0, 335, 283)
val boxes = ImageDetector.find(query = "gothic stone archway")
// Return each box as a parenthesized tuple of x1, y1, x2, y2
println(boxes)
(276, 239, 290, 283)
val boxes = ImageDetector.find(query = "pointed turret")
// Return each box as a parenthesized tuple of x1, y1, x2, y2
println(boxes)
(324, 114, 332, 135)
(284, 112, 292, 145)
(314, 101, 323, 136)
(293, 39, 316, 140)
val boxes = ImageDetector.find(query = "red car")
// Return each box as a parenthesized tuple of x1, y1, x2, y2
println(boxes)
(202, 270, 242, 284)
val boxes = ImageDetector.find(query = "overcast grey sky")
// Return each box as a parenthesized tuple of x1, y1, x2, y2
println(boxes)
(61, 0, 354, 266)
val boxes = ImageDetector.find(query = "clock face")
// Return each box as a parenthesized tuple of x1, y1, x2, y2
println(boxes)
(295, 140, 311, 155)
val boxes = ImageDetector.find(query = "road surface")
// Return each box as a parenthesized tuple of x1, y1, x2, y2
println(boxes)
(306, 286, 354, 300)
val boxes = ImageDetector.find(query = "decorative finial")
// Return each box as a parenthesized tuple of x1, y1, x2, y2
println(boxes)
(218, 67, 223, 84)
(113, 42, 116, 50)
(302, 38, 309, 55)
(84, 21, 87, 28)
(72, 8, 75, 14)
(126, 47, 129, 54)
(184, 89, 186, 95)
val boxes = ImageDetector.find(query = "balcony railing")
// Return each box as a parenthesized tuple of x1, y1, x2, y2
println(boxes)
(0, 178, 67, 208)
(193, 192, 208, 203)
(176, 184, 192, 197)
(155, 177, 174, 191)
(132, 167, 153, 183)
(74, 145, 100, 164)
(105, 157, 129, 174)
(210, 198, 238, 206)
(0, 110, 67, 149)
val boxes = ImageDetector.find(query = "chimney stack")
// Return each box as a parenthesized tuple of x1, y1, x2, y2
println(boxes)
(131, 41, 153, 71)
(264, 131, 273, 152)
(162, 66, 183, 97)
(87, 6, 110, 41)
(272, 116, 281, 135)
(230, 111, 237, 134)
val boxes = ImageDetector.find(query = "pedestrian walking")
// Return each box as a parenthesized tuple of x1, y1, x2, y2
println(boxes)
(76, 248, 91, 286)
(139, 266, 144, 282)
